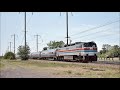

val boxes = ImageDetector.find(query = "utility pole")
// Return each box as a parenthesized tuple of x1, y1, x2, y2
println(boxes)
(34, 34, 41, 52)
(119, 12, 120, 60)
(0, 12, 1, 56)
(9, 42, 12, 52)
(24, 12, 27, 60)
(66, 12, 69, 46)
(60, 12, 73, 46)
(11, 34, 16, 54)
(19, 12, 33, 60)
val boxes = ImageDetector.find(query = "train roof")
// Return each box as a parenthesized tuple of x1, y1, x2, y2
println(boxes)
(31, 52, 40, 54)
(64, 41, 96, 47)
(42, 48, 57, 52)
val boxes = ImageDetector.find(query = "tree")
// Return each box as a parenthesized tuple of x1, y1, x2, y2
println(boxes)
(17, 45, 30, 60)
(102, 44, 111, 53)
(47, 41, 65, 49)
(99, 44, 120, 58)
(112, 45, 120, 57)
(4, 52, 15, 60)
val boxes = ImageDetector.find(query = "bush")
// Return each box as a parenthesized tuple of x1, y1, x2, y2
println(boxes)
(4, 52, 16, 60)
(0, 56, 3, 59)
(20, 54, 29, 60)
(17, 45, 30, 60)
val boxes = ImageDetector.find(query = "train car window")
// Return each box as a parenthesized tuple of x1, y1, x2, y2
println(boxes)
(84, 43, 89, 47)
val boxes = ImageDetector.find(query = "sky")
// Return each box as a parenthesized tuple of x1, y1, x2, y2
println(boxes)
(0, 12, 120, 56)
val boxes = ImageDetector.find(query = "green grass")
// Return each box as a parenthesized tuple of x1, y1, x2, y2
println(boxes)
(3, 59, 118, 68)
(0, 63, 4, 68)
(0, 61, 4, 69)
(8, 60, 70, 68)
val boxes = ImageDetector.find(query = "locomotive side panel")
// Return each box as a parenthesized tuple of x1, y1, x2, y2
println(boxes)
(56, 42, 97, 62)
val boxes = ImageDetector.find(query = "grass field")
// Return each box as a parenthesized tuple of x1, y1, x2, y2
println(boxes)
(0, 59, 120, 78)
(0, 62, 4, 68)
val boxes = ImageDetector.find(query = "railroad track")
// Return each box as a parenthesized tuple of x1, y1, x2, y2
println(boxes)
(92, 60, 120, 65)
(31, 59, 120, 65)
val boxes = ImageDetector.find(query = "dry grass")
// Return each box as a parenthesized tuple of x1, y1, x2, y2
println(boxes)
(0, 63, 4, 68)
(1, 59, 120, 78)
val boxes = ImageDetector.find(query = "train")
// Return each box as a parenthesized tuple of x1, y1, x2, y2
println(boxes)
(29, 41, 98, 63)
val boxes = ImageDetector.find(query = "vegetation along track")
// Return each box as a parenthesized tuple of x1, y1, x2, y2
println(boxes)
(0, 59, 120, 78)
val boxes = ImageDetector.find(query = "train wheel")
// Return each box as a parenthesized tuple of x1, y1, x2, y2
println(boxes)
(62, 56, 64, 61)
(82, 60, 88, 63)
(79, 60, 83, 62)
(54, 58, 56, 61)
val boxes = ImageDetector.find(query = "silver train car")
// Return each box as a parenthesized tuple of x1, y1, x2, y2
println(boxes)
(30, 52, 40, 59)
(30, 41, 97, 63)
(40, 49, 56, 60)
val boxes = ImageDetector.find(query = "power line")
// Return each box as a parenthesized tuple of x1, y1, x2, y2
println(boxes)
(27, 13, 33, 25)
(72, 28, 113, 40)
(82, 33, 119, 41)
(70, 19, 119, 37)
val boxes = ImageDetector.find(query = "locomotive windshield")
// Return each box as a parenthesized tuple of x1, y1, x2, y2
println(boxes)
(84, 42, 97, 47)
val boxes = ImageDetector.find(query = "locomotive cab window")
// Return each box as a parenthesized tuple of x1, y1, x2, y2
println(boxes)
(84, 42, 97, 47)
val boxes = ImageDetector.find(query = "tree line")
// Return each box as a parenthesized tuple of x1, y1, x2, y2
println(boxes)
(3, 41, 64, 60)
(98, 44, 120, 58)
(3, 41, 120, 60)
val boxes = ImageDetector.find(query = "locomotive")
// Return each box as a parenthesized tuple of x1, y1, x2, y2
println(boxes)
(29, 41, 97, 63)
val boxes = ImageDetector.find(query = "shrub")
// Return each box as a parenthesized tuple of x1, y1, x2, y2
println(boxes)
(4, 52, 16, 60)
(17, 45, 30, 60)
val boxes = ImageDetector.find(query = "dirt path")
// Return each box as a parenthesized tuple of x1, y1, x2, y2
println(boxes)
(0, 61, 56, 78)
(0, 60, 79, 78)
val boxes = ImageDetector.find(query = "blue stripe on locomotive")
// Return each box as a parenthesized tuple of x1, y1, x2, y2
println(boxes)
(76, 50, 97, 52)
(59, 50, 97, 53)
